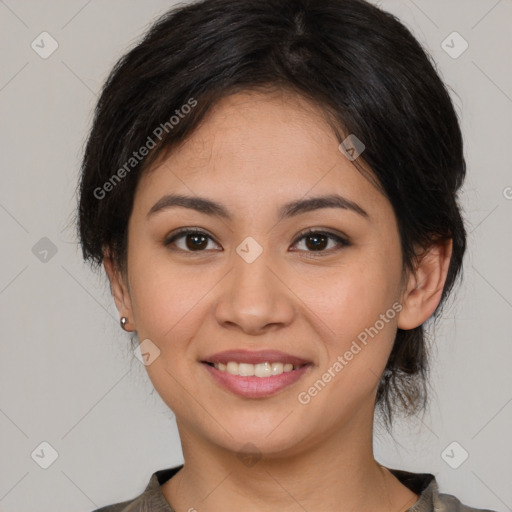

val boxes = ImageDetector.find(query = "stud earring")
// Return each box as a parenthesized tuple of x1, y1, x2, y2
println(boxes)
(120, 317, 128, 331)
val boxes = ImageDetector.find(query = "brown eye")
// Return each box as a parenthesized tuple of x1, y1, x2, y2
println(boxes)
(304, 233, 329, 251)
(165, 229, 220, 252)
(184, 233, 208, 250)
(291, 230, 349, 254)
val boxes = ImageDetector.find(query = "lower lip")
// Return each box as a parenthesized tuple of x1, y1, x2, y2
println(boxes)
(202, 363, 312, 399)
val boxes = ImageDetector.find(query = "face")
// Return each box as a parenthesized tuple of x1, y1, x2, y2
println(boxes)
(109, 89, 419, 458)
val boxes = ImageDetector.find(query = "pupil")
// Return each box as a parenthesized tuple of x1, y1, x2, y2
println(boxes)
(307, 234, 327, 251)
(183, 233, 328, 251)
(187, 234, 207, 250)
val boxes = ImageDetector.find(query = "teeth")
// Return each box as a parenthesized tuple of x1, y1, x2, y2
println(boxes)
(239, 363, 254, 376)
(213, 361, 299, 377)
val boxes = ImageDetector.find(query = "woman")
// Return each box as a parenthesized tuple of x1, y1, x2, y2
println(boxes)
(77, 0, 497, 510)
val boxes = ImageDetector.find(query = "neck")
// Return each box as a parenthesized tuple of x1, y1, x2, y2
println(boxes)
(162, 405, 418, 512)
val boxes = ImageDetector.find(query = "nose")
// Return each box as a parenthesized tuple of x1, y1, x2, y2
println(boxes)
(214, 248, 295, 335)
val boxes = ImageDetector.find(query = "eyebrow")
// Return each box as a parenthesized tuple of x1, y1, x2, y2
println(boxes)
(147, 193, 369, 221)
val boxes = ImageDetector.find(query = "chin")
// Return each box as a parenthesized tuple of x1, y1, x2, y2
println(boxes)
(205, 418, 311, 458)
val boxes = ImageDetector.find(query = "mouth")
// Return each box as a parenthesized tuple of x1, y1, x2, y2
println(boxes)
(200, 350, 313, 398)
(203, 360, 307, 377)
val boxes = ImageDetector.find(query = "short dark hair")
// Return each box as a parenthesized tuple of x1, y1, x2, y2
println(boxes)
(77, 0, 467, 428)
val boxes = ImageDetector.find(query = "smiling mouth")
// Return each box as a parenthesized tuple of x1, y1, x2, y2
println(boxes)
(201, 359, 312, 398)
(203, 361, 308, 377)
(200, 349, 313, 398)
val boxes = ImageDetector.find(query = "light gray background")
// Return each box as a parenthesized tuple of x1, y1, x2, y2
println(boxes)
(0, 1, 511, 511)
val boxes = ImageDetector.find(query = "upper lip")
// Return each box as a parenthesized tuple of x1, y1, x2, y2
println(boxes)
(202, 350, 311, 366)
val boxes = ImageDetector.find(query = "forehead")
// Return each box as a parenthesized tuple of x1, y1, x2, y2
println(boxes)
(175, 89, 338, 166)
(134, 90, 387, 222)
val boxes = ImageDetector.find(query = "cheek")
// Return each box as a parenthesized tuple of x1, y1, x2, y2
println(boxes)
(296, 273, 400, 417)
(127, 254, 211, 413)
(306, 256, 401, 340)
(299, 254, 402, 404)
(127, 248, 211, 345)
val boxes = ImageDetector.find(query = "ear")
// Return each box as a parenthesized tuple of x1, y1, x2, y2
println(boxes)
(103, 251, 135, 332)
(397, 238, 453, 330)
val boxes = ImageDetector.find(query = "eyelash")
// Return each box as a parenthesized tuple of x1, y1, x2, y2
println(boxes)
(164, 227, 350, 257)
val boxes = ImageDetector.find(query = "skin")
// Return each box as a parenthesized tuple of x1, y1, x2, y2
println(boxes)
(104, 89, 453, 512)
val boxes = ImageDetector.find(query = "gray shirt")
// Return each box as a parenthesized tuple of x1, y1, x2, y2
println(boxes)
(91, 465, 497, 512)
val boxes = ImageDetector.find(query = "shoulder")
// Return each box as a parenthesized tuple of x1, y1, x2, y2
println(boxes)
(91, 498, 141, 512)
(387, 467, 498, 512)
(90, 466, 182, 512)
(435, 492, 498, 512)
(90, 490, 161, 512)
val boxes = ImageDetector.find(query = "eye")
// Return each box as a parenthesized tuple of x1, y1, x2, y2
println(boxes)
(164, 228, 221, 252)
(164, 227, 350, 255)
(290, 229, 349, 255)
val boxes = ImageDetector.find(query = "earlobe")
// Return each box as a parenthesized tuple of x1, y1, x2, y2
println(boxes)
(397, 238, 453, 330)
(103, 251, 135, 332)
